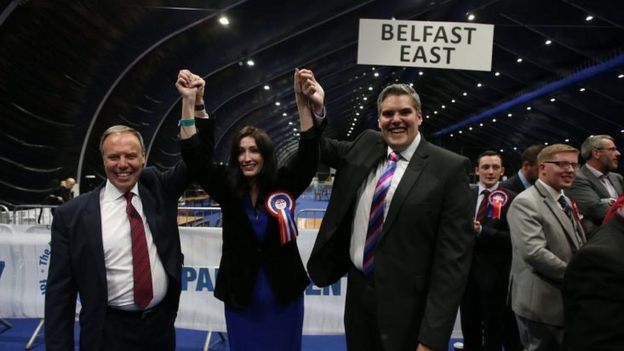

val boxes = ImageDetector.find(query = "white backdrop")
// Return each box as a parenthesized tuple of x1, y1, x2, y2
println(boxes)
(0, 225, 346, 334)
(0, 224, 460, 336)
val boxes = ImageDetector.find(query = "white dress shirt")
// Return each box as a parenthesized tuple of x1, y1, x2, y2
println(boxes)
(350, 133, 421, 270)
(100, 180, 168, 310)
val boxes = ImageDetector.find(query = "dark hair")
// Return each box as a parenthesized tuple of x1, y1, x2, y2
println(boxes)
(227, 126, 277, 200)
(476, 150, 502, 166)
(521, 144, 545, 165)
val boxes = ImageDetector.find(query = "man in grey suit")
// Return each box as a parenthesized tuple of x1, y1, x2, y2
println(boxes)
(507, 144, 587, 351)
(300, 70, 474, 351)
(567, 135, 623, 234)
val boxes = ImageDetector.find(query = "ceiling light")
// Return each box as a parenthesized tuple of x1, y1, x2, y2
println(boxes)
(368, 86, 373, 91)
(288, 122, 293, 125)
(565, 138, 570, 142)
(467, 13, 475, 21)
(500, 149, 504, 153)
(469, 127, 473, 130)
(492, 118, 497, 122)
(479, 123, 483, 127)
(507, 113, 512, 117)
(441, 105, 446, 109)
(462, 92, 468, 96)
(363, 97, 368, 101)
(494, 72, 500, 76)
(513, 147, 517, 151)
(282, 112, 287, 116)
(246, 59, 255, 66)
(579, 87, 586, 92)
(585, 15, 594, 22)
(550, 98, 556, 102)
(426, 115, 430, 119)
(451, 99, 456, 103)
(458, 130, 463, 134)
(418, 71, 424, 76)
(356, 112, 360, 116)
(544, 142, 549, 145)
(263, 85, 270, 90)
(275, 101, 280, 106)
(545, 39, 552, 45)
(477, 83, 482, 87)
(526, 106, 532, 110)
(293, 128, 297, 132)
(374, 72, 379, 77)
(434, 110, 438, 114)
(516, 58, 523, 63)
(618, 74, 624, 79)
(219, 16, 230, 26)
(450, 134, 454, 137)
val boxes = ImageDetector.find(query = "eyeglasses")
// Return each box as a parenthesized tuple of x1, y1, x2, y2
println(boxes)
(596, 147, 618, 152)
(543, 161, 579, 170)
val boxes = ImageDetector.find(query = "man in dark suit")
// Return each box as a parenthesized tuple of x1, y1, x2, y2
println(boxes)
(45, 125, 189, 350)
(302, 72, 474, 351)
(567, 134, 623, 234)
(500, 144, 544, 194)
(563, 194, 624, 351)
(460, 151, 521, 351)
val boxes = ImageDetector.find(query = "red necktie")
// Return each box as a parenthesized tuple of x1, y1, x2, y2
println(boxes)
(124, 192, 153, 310)
(363, 152, 399, 276)
(476, 189, 490, 222)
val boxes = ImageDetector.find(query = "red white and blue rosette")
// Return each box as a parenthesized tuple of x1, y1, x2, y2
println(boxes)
(488, 190, 509, 220)
(265, 191, 298, 246)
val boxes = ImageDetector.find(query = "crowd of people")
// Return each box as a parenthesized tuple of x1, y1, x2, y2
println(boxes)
(41, 67, 623, 351)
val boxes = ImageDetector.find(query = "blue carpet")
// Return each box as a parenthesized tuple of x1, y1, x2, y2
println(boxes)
(0, 318, 462, 350)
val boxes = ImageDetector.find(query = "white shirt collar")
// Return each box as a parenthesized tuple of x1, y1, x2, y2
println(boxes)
(388, 132, 421, 162)
(103, 180, 140, 201)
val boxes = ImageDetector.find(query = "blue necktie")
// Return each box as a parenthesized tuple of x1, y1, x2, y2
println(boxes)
(363, 152, 398, 277)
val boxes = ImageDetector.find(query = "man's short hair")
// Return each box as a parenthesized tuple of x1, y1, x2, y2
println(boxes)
(537, 144, 579, 164)
(99, 125, 146, 156)
(580, 135, 614, 161)
(376, 83, 421, 114)
(477, 150, 502, 165)
(521, 144, 545, 165)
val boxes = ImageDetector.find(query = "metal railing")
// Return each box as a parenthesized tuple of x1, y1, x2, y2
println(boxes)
(0, 205, 10, 224)
(295, 208, 327, 229)
(12, 205, 57, 226)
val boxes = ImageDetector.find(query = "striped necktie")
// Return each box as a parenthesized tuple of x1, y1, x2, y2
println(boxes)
(124, 192, 153, 310)
(363, 152, 399, 277)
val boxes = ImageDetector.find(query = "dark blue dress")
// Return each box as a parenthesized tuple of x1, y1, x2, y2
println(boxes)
(224, 194, 304, 351)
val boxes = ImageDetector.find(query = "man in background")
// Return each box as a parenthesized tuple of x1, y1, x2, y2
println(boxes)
(460, 151, 521, 351)
(500, 144, 544, 194)
(507, 144, 586, 351)
(567, 134, 623, 234)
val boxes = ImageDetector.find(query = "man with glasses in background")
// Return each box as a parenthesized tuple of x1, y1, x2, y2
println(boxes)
(507, 144, 587, 351)
(568, 135, 623, 234)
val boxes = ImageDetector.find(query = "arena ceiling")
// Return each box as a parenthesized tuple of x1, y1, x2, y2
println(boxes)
(1, 0, 622, 205)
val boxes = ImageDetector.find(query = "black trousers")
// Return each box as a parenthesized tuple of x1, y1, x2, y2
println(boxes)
(344, 266, 385, 351)
(103, 303, 176, 351)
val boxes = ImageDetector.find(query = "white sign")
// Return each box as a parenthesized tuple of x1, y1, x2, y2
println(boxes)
(357, 19, 494, 71)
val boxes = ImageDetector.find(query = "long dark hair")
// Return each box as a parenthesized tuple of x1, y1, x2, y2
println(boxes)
(227, 126, 277, 201)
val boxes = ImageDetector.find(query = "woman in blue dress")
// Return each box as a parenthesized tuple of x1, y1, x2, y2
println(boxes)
(175, 68, 323, 350)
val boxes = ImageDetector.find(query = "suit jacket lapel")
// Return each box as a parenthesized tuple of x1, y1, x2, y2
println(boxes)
(581, 166, 610, 198)
(138, 183, 162, 251)
(535, 182, 582, 250)
(382, 140, 429, 238)
(83, 186, 107, 289)
(608, 173, 623, 194)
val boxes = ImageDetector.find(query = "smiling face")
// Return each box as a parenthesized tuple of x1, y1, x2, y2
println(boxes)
(238, 136, 264, 179)
(102, 131, 145, 193)
(378, 94, 422, 152)
(540, 151, 579, 191)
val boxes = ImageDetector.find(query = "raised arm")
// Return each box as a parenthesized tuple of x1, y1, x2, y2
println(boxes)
(294, 68, 324, 132)
(176, 69, 207, 139)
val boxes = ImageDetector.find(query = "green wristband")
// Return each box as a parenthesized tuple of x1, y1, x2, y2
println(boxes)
(179, 118, 195, 127)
